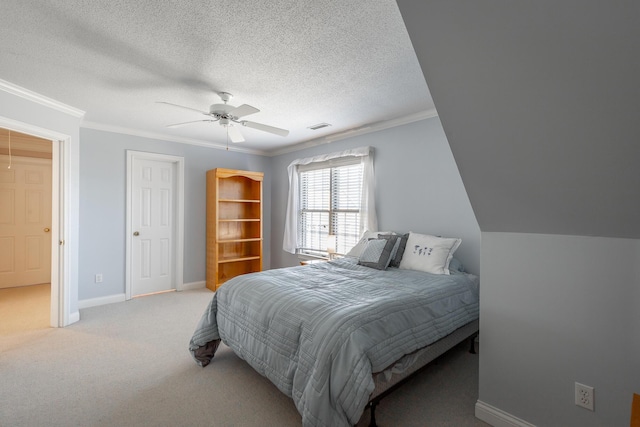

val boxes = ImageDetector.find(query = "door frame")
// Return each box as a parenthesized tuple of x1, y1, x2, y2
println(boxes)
(125, 150, 184, 300)
(0, 118, 70, 327)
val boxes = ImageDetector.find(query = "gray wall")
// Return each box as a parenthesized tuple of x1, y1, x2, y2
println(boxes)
(396, 1, 640, 426)
(270, 117, 480, 274)
(79, 117, 479, 301)
(398, 0, 640, 239)
(78, 128, 271, 301)
(481, 233, 640, 426)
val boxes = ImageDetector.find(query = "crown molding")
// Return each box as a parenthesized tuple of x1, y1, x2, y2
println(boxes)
(0, 79, 85, 118)
(81, 121, 269, 156)
(82, 109, 438, 157)
(0, 78, 438, 157)
(267, 108, 439, 157)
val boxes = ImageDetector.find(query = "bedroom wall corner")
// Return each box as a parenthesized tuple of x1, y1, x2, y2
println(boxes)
(479, 231, 640, 427)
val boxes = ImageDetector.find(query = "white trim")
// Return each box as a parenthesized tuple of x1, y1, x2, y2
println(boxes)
(475, 400, 537, 427)
(269, 108, 438, 157)
(180, 281, 207, 291)
(51, 138, 63, 326)
(0, 118, 73, 327)
(78, 293, 126, 309)
(0, 78, 85, 118)
(82, 121, 266, 156)
(83, 108, 439, 158)
(68, 310, 80, 324)
(125, 151, 185, 300)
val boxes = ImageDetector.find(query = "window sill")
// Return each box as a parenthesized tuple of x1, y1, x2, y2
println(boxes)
(300, 259, 329, 266)
(297, 254, 329, 262)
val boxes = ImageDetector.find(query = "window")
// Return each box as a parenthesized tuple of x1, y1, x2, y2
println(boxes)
(298, 159, 363, 257)
(283, 146, 377, 257)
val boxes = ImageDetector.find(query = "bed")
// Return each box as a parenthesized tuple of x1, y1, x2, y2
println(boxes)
(189, 233, 479, 427)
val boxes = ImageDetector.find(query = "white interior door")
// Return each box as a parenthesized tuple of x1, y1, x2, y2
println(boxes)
(0, 156, 52, 289)
(130, 157, 176, 296)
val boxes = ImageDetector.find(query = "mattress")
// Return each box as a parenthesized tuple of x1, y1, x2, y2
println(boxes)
(371, 319, 479, 399)
(189, 258, 479, 427)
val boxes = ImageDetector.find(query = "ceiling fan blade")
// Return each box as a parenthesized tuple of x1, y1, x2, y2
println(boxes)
(242, 120, 289, 137)
(229, 104, 260, 118)
(226, 125, 245, 143)
(166, 119, 215, 128)
(156, 101, 209, 115)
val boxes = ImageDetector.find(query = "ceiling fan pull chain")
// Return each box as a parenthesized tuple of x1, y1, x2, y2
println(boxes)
(7, 129, 12, 170)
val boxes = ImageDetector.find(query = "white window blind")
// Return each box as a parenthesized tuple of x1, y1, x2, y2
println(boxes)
(298, 160, 363, 256)
(283, 146, 377, 255)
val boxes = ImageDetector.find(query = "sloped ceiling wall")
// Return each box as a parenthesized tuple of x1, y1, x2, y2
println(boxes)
(396, 1, 640, 238)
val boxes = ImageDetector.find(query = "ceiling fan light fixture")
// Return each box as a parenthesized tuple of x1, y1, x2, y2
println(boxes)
(210, 104, 233, 115)
(160, 91, 289, 142)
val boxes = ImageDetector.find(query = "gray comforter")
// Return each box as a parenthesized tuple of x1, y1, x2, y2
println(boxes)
(189, 258, 479, 427)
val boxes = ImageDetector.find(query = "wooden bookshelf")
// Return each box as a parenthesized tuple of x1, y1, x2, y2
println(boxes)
(206, 168, 263, 290)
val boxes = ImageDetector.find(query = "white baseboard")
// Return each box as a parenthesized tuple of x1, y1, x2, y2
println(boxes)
(68, 311, 80, 325)
(78, 284, 207, 310)
(78, 293, 126, 309)
(475, 400, 536, 427)
(180, 281, 206, 291)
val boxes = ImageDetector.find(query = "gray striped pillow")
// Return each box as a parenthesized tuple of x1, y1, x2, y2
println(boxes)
(358, 236, 398, 270)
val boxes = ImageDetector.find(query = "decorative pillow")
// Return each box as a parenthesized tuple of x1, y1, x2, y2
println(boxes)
(358, 236, 398, 270)
(399, 232, 462, 275)
(346, 230, 394, 258)
(386, 233, 409, 268)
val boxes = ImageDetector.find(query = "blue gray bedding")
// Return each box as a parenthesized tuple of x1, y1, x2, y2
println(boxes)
(189, 257, 479, 427)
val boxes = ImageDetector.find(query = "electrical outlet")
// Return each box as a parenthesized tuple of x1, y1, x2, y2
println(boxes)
(95, 273, 103, 283)
(575, 382, 594, 411)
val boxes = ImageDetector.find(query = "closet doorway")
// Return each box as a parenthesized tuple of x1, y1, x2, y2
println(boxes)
(0, 128, 53, 334)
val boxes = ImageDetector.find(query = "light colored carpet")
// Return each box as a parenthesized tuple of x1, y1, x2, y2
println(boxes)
(0, 288, 488, 427)
(0, 283, 50, 335)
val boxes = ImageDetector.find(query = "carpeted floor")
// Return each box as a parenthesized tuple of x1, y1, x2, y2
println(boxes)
(0, 283, 50, 335)
(0, 288, 488, 427)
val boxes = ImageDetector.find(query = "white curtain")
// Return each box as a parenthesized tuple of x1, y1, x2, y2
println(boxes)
(283, 146, 377, 254)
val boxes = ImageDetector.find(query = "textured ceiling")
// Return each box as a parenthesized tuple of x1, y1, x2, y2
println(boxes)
(0, 0, 433, 154)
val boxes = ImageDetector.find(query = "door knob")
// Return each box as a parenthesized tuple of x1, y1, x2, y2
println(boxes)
(133, 231, 140, 236)
(44, 227, 50, 232)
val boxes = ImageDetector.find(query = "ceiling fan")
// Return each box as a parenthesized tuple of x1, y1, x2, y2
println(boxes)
(158, 92, 289, 143)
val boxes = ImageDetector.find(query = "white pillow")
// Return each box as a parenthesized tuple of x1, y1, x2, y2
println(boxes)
(346, 230, 394, 258)
(399, 232, 462, 275)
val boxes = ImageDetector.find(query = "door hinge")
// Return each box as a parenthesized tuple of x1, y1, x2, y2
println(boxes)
(59, 240, 65, 245)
